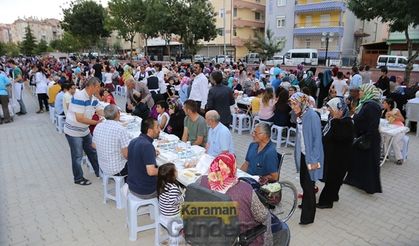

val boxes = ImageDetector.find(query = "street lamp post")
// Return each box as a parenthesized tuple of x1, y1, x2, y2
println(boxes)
(322, 32, 334, 66)
(223, 0, 227, 56)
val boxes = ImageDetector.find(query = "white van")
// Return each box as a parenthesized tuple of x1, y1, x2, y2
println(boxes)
(284, 49, 318, 66)
(376, 55, 408, 69)
(244, 53, 261, 64)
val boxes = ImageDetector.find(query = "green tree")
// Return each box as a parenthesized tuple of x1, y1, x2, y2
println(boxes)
(35, 39, 49, 54)
(61, 0, 110, 49)
(20, 25, 37, 56)
(108, 0, 145, 60)
(245, 29, 285, 60)
(59, 32, 82, 53)
(175, 0, 217, 58)
(5, 42, 20, 57)
(348, 0, 419, 86)
(0, 42, 6, 56)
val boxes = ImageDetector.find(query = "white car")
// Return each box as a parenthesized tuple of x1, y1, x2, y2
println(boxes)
(194, 55, 204, 62)
(266, 56, 284, 66)
(211, 55, 233, 64)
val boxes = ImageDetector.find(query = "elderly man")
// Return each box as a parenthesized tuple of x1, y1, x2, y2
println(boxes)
(182, 100, 207, 147)
(92, 104, 130, 177)
(241, 122, 279, 182)
(125, 77, 154, 113)
(64, 77, 102, 185)
(127, 117, 160, 199)
(205, 110, 234, 156)
(205, 110, 234, 157)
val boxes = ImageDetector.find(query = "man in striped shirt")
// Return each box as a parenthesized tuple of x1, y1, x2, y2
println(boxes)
(64, 77, 102, 185)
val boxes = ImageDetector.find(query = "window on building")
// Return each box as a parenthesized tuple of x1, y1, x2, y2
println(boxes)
(305, 38, 311, 48)
(233, 27, 237, 36)
(276, 16, 286, 28)
(305, 16, 312, 27)
(277, 0, 286, 6)
(255, 12, 261, 20)
(256, 0, 261, 2)
(217, 28, 224, 36)
(320, 14, 331, 27)
(233, 8, 237, 17)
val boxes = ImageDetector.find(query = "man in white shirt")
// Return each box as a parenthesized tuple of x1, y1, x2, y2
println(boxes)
(64, 77, 102, 185)
(205, 110, 234, 157)
(63, 83, 77, 116)
(331, 72, 348, 97)
(93, 104, 130, 177)
(189, 62, 209, 111)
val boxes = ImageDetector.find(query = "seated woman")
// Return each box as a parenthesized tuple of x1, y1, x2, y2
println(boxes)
(258, 87, 276, 122)
(164, 100, 185, 139)
(199, 153, 272, 246)
(99, 88, 116, 105)
(272, 88, 291, 127)
(382, 98, 406, 165)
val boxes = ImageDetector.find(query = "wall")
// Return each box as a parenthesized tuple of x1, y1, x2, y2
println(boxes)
(295, 10, 341, 27)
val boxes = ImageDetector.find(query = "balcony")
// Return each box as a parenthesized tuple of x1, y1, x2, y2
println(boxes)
(233, 0, 265, 12)
(295, 1, 346, 14)
(234, 18, 265, 29)
(232, 36, 257, 46)
(294, 21, 344, 36)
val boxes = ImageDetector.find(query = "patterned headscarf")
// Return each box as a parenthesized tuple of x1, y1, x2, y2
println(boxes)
(355, 84, 382, 113)
(323, 97, 349, 136)
(207, 153, 237, 194)
(289, 92, 310, 117)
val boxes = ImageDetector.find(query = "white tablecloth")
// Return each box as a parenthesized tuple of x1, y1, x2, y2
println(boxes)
(236, 96, 255, 106)
(379, 119, 410, 137)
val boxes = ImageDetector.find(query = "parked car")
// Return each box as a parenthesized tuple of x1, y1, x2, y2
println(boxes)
(266, 55, 284, 66)
(244, 53, 261, 64)
(211, 55, 233, 64)
(194, 55, 204, 62)
(376, 55, 419, 70)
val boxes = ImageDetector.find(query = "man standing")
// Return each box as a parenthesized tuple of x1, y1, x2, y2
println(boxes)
(0, 72, 12, 124)
(205, 110, 234, 157)
(206, 71, 235, 127)
(93, 104, 130, 177)
(64, 77, 102, 185)
(54, 83, 70, 116)
(189, 62, 209, 111)
(182, 100, 207, 147)
(92, 59, 103, 82)
(127, 118, 160, 199)
(241, 122, 279, 183)
(7, 60, 26, 115)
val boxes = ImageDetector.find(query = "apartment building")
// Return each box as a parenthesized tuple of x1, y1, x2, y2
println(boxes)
(201, 0, 266, 60)
(0, 18, 63, 44)
(267, 0, 389, 65)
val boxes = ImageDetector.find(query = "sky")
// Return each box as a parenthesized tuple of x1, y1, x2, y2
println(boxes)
(0, 0, 108, 24)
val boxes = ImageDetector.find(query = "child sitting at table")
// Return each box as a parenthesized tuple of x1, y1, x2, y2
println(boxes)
(156, 100, 170, 131)
(157, 163, 184, 244)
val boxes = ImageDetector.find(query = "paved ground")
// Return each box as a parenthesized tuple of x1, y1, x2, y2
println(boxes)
(1, 87, 419, 246)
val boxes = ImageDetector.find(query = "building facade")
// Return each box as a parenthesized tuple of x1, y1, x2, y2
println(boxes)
(0, 18, 63, 44)
(267, 0, 389, 65)
(201, 0, 266, 60)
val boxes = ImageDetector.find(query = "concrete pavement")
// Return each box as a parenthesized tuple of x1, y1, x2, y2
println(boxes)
(1, 87, 419, 245)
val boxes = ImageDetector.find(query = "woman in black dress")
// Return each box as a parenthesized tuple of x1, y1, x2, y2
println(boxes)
(344, 84, 382, 194)
(317, 97, 354, 208)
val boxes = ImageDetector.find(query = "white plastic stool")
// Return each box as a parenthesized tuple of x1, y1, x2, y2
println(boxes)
(49, 106, 55, 123)
(159, 215, 183, 246)
(126, 193, 160, 244)
(55, 115, 66, 134)
(271, 125, 288, 148)
(103, 174, 125, 209)
(82, 155, 95, 173)
(116, 85, 126, 97)
(252, 116, 273, 132)
(285, 127, 297, 147)
(116, 85, 122, 96)
(232, 113, 252, 135)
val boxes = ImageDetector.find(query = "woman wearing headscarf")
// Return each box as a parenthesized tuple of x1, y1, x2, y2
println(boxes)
(344, 84, 382, 194)
(299, 70, 317, 99)
(122, 64, 134, 84)
(289, 74, 299, 86)
(317, 69, 333, 108)
(290, 92, 324, 225)
(317, 97, 354, 209)
(199, 153, 272, 245)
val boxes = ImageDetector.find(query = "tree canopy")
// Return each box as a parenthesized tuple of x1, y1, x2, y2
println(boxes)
(348, 0, 419, 85)
(61, 0, 109, 48)
(245, 29, 285, 60)
(20, 25, 37, 56)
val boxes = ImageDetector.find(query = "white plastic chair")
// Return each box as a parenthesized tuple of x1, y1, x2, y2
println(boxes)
(102, 174, 125, 209)
(271, 125, 288, 149)
(232, 113, 252, 135)
(49, 106, 55, 123)
(285, 127, 297, 147)
(54, 115, 66, 134)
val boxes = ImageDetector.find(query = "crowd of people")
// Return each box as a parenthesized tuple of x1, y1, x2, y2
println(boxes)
(1, 54, 419, 243)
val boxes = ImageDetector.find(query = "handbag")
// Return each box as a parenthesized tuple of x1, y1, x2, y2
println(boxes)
(353, 134, 371, 150)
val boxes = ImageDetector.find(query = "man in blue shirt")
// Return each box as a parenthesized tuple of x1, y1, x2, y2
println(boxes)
(205, 110, 234, 157)
(271, 73, 282, 92)
(0, 73, 12, 123)
(54, 83, 71, 116)
(127, 117, 160, 199)
(241, 122, 279, 182)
